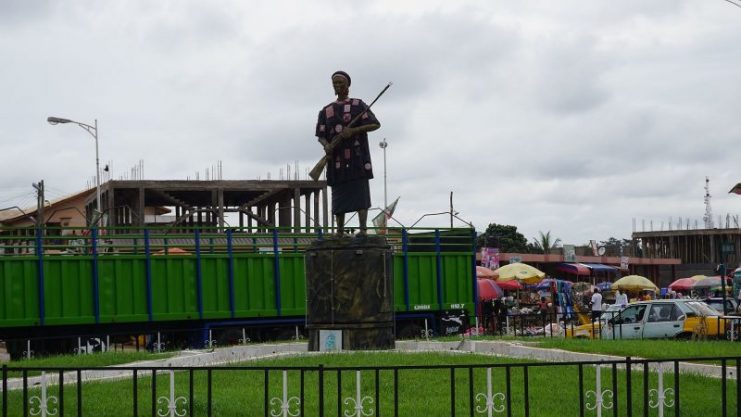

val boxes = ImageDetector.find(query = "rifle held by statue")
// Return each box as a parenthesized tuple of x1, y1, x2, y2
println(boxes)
(309, 82, 392, 181)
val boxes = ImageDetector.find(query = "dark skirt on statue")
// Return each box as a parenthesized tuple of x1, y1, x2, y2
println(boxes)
(332, 178, 371, 215)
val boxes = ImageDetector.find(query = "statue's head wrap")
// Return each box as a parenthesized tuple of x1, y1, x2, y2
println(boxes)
(331, 70, 351, 86)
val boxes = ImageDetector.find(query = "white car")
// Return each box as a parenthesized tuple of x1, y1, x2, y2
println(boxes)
(602, 300, 722, 339)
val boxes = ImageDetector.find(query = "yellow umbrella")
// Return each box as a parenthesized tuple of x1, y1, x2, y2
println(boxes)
(689, 274, 706, 281)
(494, 262, 545, 284)
(611, 275, 659, 292)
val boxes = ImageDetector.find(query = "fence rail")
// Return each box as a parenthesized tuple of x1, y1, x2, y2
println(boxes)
(1, 356, 739, 416)
(0, 226, 476, 256)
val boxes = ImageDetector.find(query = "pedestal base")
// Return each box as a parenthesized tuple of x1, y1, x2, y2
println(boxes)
(305, 235, 394, 351)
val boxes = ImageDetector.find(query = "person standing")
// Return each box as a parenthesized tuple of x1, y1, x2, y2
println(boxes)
(482, 299, 495, 334)
(493, 298, 506, 335)
(315, 71, 381, 236)
(590, 288, 603, 321)
(538, 297, 549, 316)
(614, 290, 628, 308)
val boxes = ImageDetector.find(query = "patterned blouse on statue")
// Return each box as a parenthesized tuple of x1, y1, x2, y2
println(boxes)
(316, 98, 379, 186)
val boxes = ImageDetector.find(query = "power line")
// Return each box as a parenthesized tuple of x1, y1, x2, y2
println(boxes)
(0, 191, 35, 204)
(14, 196, 36, 210)
(723, 0, 741, 9)
(45, 186, 74, 195)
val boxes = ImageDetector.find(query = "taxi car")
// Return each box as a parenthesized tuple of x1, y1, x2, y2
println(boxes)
(601, 299, 723, 339)
(703, 298, 740, 316)
(564, 304, 623, 339)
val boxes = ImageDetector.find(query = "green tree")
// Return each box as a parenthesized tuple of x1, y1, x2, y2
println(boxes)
(598, 237, 631, 256)
(477, 223, 529, 253)
(530, 230, 562, 254)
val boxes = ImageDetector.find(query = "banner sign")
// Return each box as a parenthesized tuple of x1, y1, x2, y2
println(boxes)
(620, 256, 630, 270)
(480, 247, 500, 269)
(563, 244, 576, 262)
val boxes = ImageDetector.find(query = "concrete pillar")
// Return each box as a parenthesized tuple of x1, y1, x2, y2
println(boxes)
(279, 195, 292, 230)
(267, 202, 275, 229)
(137, 188, 145, 228)
(313, 190, 320, 233)
(106, 188, 115, 228)
(293, 187, 301, 234)
(305, 193, 311, 233)
(217, 188, 224, 229)
(322, 186, 329, 233)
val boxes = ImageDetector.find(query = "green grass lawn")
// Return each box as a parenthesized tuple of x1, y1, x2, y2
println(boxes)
(2, 351, 737, 416)
(438, 335, 741, 360)
(531, 338, 741, 360)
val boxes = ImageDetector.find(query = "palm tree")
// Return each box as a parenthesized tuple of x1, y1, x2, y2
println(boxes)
(532, 230, 561, 254)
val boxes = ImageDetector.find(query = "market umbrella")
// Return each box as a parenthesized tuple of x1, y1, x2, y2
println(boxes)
(477, 278, 504, 300)
(572, 282, 596, 293)
(476, 266, 498, 279)
(154, 247, 190, 255)
(693, 275, 731, 289)
(497, 280, 523, 291)
(689, 274, 707, 281)
(494, 262, 545, 284)
(533, 278, 574, 291)
(668, 277, 696, 292)
(611, 275, 659, 292)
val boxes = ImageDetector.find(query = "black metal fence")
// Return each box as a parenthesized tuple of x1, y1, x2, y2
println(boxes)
(1, 356, 739, 416)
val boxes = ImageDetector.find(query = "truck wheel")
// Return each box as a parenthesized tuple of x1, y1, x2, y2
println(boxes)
(397, 323, 422, 339)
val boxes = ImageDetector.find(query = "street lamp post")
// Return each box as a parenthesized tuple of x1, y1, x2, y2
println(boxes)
(379, 138, 388, 209)
(47, 116, 101, 225)
(378, 138, 389, 211)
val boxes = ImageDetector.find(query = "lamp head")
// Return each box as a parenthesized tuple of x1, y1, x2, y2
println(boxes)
(379, 138, 387, 149)
(47, 116, 72, 125)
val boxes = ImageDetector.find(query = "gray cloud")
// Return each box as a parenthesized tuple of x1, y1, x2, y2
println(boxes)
(2, 1, 741, 244)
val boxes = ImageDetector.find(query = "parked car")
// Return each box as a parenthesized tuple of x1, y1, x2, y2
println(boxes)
(564, 305, 623, 339)
(602, 299, 723, 340)
(702, 298, 740, 316)
(701, 298, 741, 341)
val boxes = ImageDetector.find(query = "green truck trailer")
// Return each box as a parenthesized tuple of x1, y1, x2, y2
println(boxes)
(0, 226, 476, 357)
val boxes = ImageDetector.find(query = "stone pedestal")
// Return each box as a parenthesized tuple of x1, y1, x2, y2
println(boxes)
(305, 235, 394, 351)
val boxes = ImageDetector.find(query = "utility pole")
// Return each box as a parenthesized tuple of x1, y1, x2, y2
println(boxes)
(379, 138, 388, 209)
(32, 180, 45, 229)
(450, 191, 454, 228)
(703, 177, 714, 229)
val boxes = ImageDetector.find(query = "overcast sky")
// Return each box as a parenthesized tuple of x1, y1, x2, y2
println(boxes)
(2, 1, 740, 245)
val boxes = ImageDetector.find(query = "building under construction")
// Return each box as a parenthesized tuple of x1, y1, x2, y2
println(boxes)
(94, 180, 329, 232)
(633, 179, 741, 267)
(632, 228, 740, 266)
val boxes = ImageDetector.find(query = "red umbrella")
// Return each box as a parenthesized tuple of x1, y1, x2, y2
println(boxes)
(496, 279, 523, 291)
(476, 266, 498, 279)
(693, 275, 731, 289)
(477, 279, 504, 300)
(668, 277, 696, 292)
